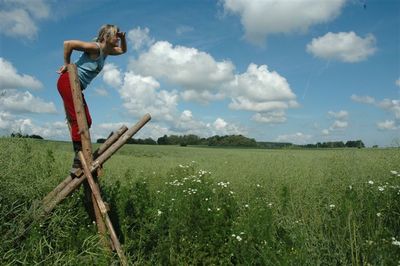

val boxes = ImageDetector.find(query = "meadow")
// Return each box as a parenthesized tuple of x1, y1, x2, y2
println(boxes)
(1, 137, 399, 265)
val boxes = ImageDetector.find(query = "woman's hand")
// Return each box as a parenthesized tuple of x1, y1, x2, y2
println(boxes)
(57, 65, 68, 74)
(117, 31, 126, 39)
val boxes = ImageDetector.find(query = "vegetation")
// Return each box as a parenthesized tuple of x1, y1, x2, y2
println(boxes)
(1, 137, 399, 265)
(98, 134, 366, 149)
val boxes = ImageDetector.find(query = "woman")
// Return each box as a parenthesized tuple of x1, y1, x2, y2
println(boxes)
(57, 24, 127, 173)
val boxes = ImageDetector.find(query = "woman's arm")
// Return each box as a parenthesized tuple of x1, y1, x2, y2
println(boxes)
(57, 40, 99, 73)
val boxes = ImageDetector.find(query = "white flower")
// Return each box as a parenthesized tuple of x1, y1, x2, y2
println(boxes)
(378, 186, 385, 192)
(368, 180, 374, 185)
(244, 204, 249, 208)
(157, 210, 162, 216)
(236, 236, 242, 241)
(329, 204, 335, 209)
(390, 170, 398, 175)
(376, 212, 382, 217)
(348, 185, 353, 190)
(392, 238, 400, 246)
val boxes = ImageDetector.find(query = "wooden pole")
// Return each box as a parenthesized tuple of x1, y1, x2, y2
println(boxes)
(67, 63, 109, 248)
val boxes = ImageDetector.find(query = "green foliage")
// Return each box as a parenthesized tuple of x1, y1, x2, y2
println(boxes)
(0, 137, 399, 265)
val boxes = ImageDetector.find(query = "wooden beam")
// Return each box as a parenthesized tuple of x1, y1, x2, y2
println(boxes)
(41, 114, 151, 214)
(42, 125, 128, 207)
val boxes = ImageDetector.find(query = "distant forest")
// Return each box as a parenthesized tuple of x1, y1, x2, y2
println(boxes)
(9, 132, 366, 149)
(96, 134, 366, 149)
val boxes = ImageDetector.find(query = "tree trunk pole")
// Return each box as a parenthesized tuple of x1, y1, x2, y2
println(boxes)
(67, 63, 109, 248)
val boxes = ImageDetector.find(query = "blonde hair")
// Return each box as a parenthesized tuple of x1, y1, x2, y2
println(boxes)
(96, 24, 119, 42)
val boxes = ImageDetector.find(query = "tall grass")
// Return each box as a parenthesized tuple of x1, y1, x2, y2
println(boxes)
(1, 137, 399, 265)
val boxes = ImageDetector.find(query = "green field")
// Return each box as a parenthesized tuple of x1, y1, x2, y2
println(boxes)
(1, 137, 399, 265)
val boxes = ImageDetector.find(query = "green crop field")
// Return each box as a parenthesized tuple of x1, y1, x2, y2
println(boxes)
(1, 137, 399, 265)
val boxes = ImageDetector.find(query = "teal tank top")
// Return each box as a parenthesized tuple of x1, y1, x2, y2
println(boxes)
(75, 42, 106, 89)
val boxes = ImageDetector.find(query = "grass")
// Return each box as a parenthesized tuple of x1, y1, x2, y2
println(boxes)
(1, 137, 399, 265)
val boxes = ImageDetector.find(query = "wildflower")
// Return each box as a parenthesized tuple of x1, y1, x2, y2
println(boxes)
(236, 236, 242, 241)
(207, 208, 212, 212)
(268, 203, 273, 208)
(378, 186, 385, 192)
(348, 185, 353, 190)
(244, 204, 249, 208)
(216, 207, 221, 211)
(392, 237, 400, 247)
(157, 210, 162, 216)
(256, 184, 261, 188)
(368, 180, 374, 185)
(329, 204, 335, 209)
(390, 170, 398, 175)
(376, 212, 382, 217)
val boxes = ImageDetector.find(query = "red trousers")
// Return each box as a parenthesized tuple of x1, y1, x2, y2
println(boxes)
(57, 72, 92, 141)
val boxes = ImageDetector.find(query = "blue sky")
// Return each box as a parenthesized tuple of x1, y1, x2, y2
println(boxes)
(0, 0, 399, 147)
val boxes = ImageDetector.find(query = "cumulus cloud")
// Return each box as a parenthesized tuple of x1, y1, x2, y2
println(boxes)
(0, 89, 56, 114)
(0, 0, 50, 39)
(307, 32, 376, 62)
(129, 41, 235, 103)
(276, 132, 312, 145)
(227, 63, 298, 123)
(0, 57, 43, 90)
(0, 111, 67, 139)
(102, 63, 122, 88)
(322, 109, 349, 135)
(221, 0, 346, 45)
(377, 120, 397, 130)
(128, 26, 155, 51)
(117, 71, 179, 122)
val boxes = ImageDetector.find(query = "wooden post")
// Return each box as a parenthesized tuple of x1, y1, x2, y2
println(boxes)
(67, 63, 109, 248)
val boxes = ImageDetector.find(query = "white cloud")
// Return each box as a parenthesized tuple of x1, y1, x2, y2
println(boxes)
(118, 71, 179, 122)
(0, 111, 67, 139)
(276, 132, 312, 145)
(214, 118, 228, 130)
(0, 89, 57, 114)
(0, 0, 50, 39)
(227, 63, 298, 123)
(351, 94, 375, 104)
(307, 32, 376, 63)
(252, 111, 286, 124)
(328, 110, 348, 120)
(102, 63, 122, 88)
(323, 109, 349, 133)
(127, 26, 155, 51)
(377, 99, 400, 119)
(377, 120, 397, 130)
(330, 120, 348, 130)
(221, 0, 346, 45)
(0, 57, 43, 90)
(396, 78, 400, 87)
(129, 41, 235, 102)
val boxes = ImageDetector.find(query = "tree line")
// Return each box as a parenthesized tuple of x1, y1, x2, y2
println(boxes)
(97, 134, 366, 149)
